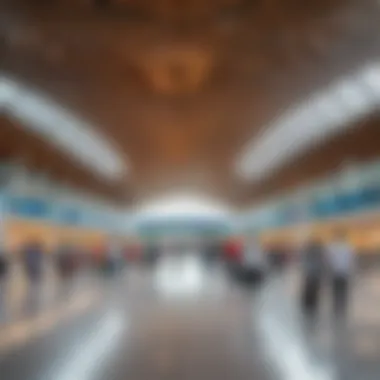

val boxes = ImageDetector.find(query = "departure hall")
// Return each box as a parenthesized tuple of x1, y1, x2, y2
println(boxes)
(1, 1, 380, 379)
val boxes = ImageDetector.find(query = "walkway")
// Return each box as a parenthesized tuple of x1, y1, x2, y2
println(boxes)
(0, 254, 379, 380)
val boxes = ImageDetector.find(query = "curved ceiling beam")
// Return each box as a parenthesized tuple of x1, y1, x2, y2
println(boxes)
(236, 62, 380, 182)
(0, 75, 128, 182)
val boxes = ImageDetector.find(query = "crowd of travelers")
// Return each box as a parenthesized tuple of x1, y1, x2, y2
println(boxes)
(0, 230, 356, 318)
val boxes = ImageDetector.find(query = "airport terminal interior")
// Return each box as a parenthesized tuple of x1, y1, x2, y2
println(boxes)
(1, 0, 380, 379)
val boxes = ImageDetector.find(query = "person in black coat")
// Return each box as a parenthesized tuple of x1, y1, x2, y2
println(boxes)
(0, 252, 8, 279)
(301, 238, 326, 316)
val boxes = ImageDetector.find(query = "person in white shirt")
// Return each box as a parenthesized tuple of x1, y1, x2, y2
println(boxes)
(326, 230, 355, 314)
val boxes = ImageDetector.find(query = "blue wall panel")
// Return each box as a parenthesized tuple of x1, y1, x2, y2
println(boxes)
(8, 196, 51, 220)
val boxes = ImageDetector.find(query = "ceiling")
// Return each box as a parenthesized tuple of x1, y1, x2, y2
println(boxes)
(1, 0, 380, 207)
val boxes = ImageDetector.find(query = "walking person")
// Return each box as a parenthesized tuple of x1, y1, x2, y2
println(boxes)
(300, 237, 326, 316)
(326, 230, 355, 316)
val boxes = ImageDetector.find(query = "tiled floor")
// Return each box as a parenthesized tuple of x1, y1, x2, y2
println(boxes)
(0, 254, 379, 380)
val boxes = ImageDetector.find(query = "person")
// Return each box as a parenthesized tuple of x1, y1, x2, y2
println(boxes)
(224, 237, 243, 277)
(240, 236, 268, 283)
(224, 237, 242, 264)
(268, 241, 287, 270)
(55, 243, 75, 278)
(0, 250, 8, 280)
(145, 243, 160, 266)
(21, 240, 44, 283)
(301, 237, 325, 315)
(94, 242, 107, 271)
(108, 239, 123, 272)
(326, 230, 355, 315)
(203, 239, 219, 264)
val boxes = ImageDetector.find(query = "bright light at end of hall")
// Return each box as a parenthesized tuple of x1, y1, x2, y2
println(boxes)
(134, 194, 231, 219)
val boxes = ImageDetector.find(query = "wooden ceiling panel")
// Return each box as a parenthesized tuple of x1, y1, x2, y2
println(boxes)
(1, 0, 379, 205)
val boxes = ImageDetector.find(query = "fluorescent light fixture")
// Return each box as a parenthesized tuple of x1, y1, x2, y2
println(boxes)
(0, 76, 127, 181)
(237, 64, 380, 181)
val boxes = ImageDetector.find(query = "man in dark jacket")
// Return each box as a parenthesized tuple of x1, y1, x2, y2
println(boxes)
(301, 237, 326, 315)
(0, 252, 8, 279)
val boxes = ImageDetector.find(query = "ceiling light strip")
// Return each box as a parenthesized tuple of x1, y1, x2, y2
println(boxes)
(0, 76, 127, 181)
(237, 64, 380, 181)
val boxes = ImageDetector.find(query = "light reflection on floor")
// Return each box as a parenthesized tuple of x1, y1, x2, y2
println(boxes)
(0, 290, 98, 355)
(258, 285, 336, 380)
(49, 309, 126, 380)
(0, 254, 379, 380)
(154, 253, 206, 297)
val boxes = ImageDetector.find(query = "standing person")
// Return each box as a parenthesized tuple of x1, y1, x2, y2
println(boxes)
(21, 240, 44, 283)
(268, 241, 286, 270)
(301, 237, 325, 316)
(242, 235, 268, 283)
(0, 244, 9, 280)
(55, 242, 73, 279)
(224, 237, 242, 277)
(108, 239, 123, 272)
(326, 230, 355, 315)
(224, 237, 242, 264)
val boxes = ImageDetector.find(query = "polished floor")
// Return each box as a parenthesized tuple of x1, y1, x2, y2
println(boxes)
(0, 254, 380, 380)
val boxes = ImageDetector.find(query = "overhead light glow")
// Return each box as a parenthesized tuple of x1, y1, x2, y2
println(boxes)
(0, 76, 127, 181)
(237, 64, 380, 181)
(154, 255, 205, 297)
(134, 194, 230, 220)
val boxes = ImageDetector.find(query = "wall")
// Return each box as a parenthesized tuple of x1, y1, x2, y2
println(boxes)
(242, 162, 380, 253)
(0, 166, 128, 253)
(259, 210, 380, 253)
(4, 217, 108, 253)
